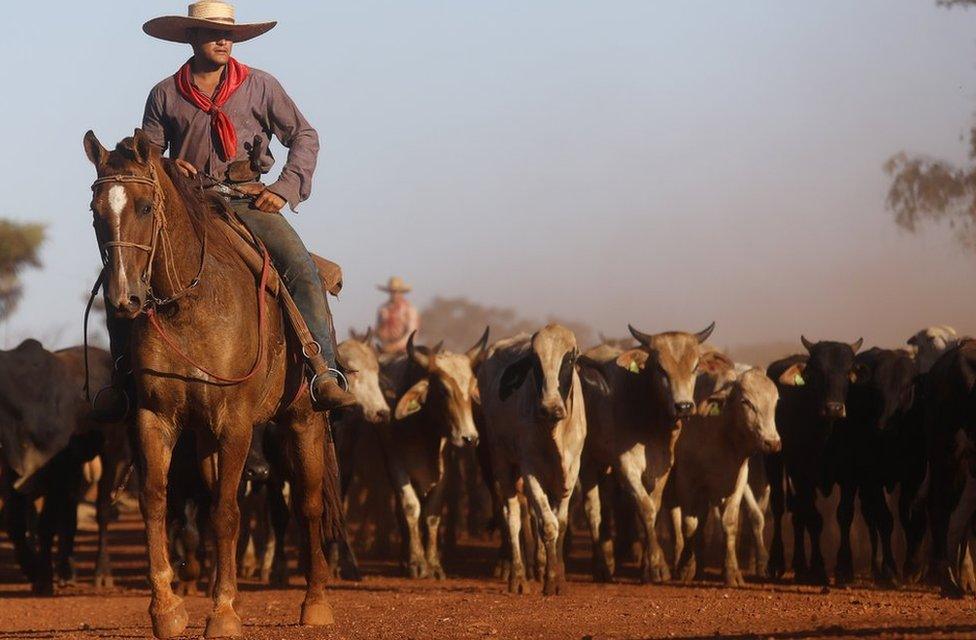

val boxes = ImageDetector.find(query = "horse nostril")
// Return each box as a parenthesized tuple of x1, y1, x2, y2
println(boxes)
(128, 295, 142, 310)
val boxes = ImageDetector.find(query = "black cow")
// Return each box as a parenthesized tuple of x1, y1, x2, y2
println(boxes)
(920, 339, 976, 597)
(835, 347, 915, 587)
(765, 336, 862, 585)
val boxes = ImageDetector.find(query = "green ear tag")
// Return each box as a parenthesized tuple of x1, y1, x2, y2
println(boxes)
(407, 399, 421, 413)
(629, 361, 640, 374)
(708, 404, 721, 417)
(794, 374, 805, 386)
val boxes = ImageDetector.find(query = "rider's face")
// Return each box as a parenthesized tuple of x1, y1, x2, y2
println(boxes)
(188, 29, 234, 66)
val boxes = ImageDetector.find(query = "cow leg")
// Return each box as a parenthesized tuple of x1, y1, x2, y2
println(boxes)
(422, 480, 447, 580)
(581, 464, 613, 582)
(674, 510, 701, 583)
(742, 483, 769, 580)
(267, 479, 290, 587)
(284, 415, 334, 628)
(800, 486, 828, 586)
(764, 452, 786, 580)
(137, 412, 187, 639)
(619, 459, 670, 584)
(835, 481, 856, 586)
(501, 487, 528, 594)
(943, 469, 976, 598)
(4, 490, 38, 584)
(95, 445, 127, 590)
(396, 479, 428, 578)
(34, 481, 61, 596)
(55, 467, 82, 587)
(899, 483, 927, 584)
(790, 491, 809, 582)
(861, 482, 898, 587)
(523, 474, 563, 595)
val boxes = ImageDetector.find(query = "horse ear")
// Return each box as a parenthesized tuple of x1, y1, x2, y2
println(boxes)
(132, 128, 156, 165)
(84, 130, 108, 167)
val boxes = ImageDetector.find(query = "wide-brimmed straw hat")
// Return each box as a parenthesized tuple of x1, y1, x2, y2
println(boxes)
(143, 1, 276, 44)
(377, 276, 412, 293)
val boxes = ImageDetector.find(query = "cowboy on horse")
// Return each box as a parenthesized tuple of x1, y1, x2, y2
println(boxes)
(99, 0, 355, 414)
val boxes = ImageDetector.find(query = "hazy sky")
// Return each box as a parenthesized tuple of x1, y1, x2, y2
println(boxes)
(1, 1, 974, 352)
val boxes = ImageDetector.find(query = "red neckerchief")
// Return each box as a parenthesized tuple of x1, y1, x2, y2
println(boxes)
(174, 57, 250, 161)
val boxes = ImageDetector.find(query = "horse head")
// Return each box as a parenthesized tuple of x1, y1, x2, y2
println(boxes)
(84, 128, 166, 319)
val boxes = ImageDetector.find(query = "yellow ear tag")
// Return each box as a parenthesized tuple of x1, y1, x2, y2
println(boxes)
(707, 404, 721, 417)
(629, 361, 641, 374)
(407, 399, 421, 413)
(794, 374, 805, 386)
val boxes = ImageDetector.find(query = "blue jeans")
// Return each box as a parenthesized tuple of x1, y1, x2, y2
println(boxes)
(231, 199, 338, 370)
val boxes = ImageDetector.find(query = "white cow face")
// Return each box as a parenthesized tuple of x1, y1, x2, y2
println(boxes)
(908, 325, 959, 375)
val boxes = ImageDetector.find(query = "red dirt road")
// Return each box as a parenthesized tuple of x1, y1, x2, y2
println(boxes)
(1, 511, 975, 640)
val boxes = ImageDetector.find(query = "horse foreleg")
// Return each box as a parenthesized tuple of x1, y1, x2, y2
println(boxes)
(288, 413, 334, 627)
(137, 411, 186, 639)
(203, 428, 249, 638)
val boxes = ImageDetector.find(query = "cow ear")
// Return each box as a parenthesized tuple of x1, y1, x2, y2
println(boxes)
(394, 379, 429, 420)
(698, 396, 726, 417)
(698, 350, 734, 375)
(616, 349, 648, 374)
(778, 362, 807, 387)
(84, 130, 108, 168)
(577, 355, 610, 396)
(499, 355, 533, 401)
(470, 378, 482, 405)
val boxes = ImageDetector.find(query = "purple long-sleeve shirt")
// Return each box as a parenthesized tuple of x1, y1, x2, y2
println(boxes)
(142, 65, 319, 211)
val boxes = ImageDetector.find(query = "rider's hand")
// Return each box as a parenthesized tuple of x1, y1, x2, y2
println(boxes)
(253, 189, 286, 213)
(174, 159, 198, 178)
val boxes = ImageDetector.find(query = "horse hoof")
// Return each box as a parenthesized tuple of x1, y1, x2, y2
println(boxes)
(204, 607, 243, 638)
(151, 602, 189, 639)
(300, 601, 334, 626)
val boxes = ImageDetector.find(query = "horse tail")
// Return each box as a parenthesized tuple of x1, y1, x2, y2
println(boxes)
(321, 422, 347, 542)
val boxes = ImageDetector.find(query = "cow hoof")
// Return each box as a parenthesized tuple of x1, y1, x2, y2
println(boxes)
(593, 563, 614, 583)
(408, 560, 428, 579)
(493, 560, 511, 580)
(543, 578, 565, 596)
(642, 563, 670, 584)
(94, 573, 115, 590)
(300, 601, 335, 626)
(270, 566, 289, 587)
(835, 564, 854, 587)
(507, 575, 528, 594)
(204, 607, 243, 638)
(31, 580, 55, 597)
(150, 601, 189, 639)
(810, 566, 829, 587)
(677, 561, 696, 584)
(176, 581, 200, 597)
(339, 564, 363, 582)
(874, 566, 900, 589)
(724, 568, 746, 588)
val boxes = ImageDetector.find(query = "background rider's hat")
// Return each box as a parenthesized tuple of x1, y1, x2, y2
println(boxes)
(377, 276, 412, 294)
(143, 1, 276, 44)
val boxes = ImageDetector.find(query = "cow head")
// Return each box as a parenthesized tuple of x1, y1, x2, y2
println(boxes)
(394, 328, 489, 448)
(338, 329, 391, 424)
(778, 336, 863, 419)
(242, 422, 272, 488)
(498, 324, 605, 425)
(848, 348, 918, 431)
(701, 368, 781, 454)
(907, 325, 959, 376)
(614, 322, 719, 424)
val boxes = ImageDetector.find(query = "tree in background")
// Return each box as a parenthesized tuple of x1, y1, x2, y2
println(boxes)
(0, 220, 45, 321)
(885, 0, 976, 249)
(419, 296, 596, 351)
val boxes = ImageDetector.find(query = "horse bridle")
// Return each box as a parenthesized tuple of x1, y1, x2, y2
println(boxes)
(90, 160, 207, 309)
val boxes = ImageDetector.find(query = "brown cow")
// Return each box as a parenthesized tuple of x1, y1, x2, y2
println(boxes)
(668, 368, 781, 586)
(578, 322, 721, 583)
(378, 329, 488, 578)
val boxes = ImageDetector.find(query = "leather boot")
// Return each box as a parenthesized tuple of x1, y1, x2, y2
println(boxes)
(308, 354, 357, 412)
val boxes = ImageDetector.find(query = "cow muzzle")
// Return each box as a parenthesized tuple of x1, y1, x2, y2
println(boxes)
(823, 402, 846, 419)
(674, 401, 695, 419)
(762, 437, 783, 454)
(538, 401, 567, 423)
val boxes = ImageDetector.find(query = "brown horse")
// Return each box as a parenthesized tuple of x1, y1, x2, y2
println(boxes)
(84, 129, 342, 638)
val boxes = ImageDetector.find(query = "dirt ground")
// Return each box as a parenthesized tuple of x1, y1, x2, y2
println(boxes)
(1, 509, 975, 640)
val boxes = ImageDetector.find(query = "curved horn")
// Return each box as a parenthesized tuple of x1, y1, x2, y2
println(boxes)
(628, 324, 653, 347)
(851, 337, 864, 353)
(695, 322, 716, 344)
(407, 331, 430, 370)
(466, 326, 490, 363)
(801, 335, 815, 352)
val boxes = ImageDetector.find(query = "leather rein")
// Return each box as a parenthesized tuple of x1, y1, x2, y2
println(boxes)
(87, 162, 270, 388)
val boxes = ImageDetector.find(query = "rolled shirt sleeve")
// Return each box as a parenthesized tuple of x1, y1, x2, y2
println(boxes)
(263, 76, 320, 212)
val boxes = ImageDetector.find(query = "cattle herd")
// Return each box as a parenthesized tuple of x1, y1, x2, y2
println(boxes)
(2, 322, 976, 612)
